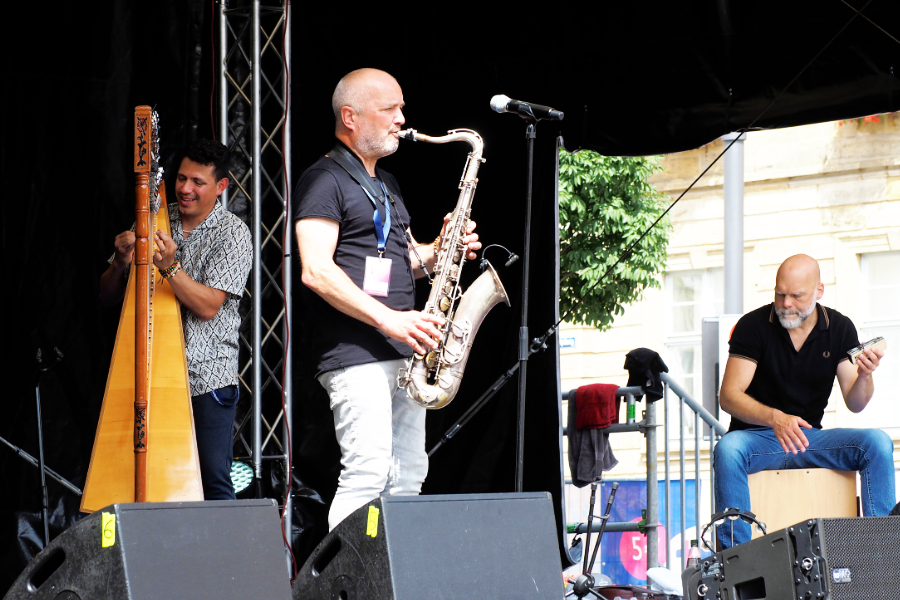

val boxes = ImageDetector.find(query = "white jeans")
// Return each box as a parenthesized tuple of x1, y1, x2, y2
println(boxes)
(318, 358, 428, 530)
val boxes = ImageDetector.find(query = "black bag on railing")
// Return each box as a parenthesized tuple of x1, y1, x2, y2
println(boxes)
(624, 348, 669, 402)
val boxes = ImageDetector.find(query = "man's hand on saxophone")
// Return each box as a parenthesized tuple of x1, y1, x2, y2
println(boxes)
(408, 216, 481, 280)
(376, 310, 446, 355)
(441, 213, 481, 261)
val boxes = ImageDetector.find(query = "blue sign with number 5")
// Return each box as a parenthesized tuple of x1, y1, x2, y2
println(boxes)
(596, 480, 699, 585)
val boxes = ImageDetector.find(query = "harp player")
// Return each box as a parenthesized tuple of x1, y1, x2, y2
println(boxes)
(293, 69, 480, 530)
(99, 139, 252, 500)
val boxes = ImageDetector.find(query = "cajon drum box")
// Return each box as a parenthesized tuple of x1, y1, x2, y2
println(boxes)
(747, 469, 857, 538)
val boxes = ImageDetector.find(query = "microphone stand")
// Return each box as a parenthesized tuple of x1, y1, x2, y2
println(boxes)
(566, 481, 619, 599)
(34, 347, 62, 547)
(428, 106, 554, 495)
(0, 437, 82, 497)
(514, 117, 537, 491)
(1, 347, 82, 545)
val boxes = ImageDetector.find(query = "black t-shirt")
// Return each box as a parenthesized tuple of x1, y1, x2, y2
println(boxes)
(727, 303, 860, 431)
(293, 154, 416, 377)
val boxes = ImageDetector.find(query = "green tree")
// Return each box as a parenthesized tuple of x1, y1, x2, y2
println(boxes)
(558, 149, 671, 330)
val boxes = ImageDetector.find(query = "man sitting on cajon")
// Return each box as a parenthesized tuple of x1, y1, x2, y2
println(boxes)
(714, 254, 895, 547)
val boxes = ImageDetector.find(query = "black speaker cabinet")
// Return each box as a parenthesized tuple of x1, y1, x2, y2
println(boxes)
(5, 499, 292, 600)
(683, 516, 900, 600)
(292, 493, 563, 600)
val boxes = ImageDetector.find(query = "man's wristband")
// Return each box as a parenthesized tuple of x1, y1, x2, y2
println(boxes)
(160, 260, 181, 279)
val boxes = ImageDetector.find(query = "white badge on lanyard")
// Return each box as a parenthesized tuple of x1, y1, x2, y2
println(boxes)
(363, 255, 392, 297)
(362, 179, 393, 297)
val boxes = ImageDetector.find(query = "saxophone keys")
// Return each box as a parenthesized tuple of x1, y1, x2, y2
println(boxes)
(450, 318, 467, 336)
(425, 351, 439, 369)
(443, 340, 463, 362)
(438, 371, 455, 390)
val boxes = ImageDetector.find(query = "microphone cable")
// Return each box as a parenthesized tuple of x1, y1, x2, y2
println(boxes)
(480, 244, 519, 270)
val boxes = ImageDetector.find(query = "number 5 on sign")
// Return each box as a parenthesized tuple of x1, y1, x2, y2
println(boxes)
(619, 520, 667, 581)
(631, 536, 644, 561)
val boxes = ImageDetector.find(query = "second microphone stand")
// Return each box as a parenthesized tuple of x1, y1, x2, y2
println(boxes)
(514, 119, 537, 491)
(427, 107, 559, 495)
(567, 481, 620, 599)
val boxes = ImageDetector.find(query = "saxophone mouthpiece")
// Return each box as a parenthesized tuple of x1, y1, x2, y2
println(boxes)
(398, 129, 417, 141)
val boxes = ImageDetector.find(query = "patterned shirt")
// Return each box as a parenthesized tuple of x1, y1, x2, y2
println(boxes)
(112, 201, 252, 396)
(169, 201, 252, 395)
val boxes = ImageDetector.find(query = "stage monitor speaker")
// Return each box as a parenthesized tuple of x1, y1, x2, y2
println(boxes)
(5, 499, 292, 600)
(683, 515, 900, 600)
(292, 492, 563, 600)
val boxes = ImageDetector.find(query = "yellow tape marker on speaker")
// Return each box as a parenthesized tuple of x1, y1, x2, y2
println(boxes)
(366, 506, 380, 538)
(101, 512, 116, 548)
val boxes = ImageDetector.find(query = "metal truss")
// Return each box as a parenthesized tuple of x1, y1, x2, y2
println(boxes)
(216, 0, 293, 560)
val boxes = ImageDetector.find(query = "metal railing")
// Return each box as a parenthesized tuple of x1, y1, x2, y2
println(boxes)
(563, 374, 727, 575)
(660, 372, 726, 570)
(563, 386, 659, 570)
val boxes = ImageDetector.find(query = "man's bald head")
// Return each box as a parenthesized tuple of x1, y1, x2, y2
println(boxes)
(776, 254, 821, 289)
(773, 254, 824, 329)
(331, 69, 405, 167)
(332, 68, 399, 122)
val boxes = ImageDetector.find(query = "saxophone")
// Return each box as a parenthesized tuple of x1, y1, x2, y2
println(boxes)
(397, 128, 510, 409)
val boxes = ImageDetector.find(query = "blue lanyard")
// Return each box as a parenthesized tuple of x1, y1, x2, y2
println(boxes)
(363, 180, 392, 254)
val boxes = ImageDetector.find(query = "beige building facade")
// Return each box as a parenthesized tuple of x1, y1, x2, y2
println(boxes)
(560, 115, 900, 562)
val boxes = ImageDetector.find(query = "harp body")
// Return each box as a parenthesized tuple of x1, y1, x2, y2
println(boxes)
(81, 107, 203, 512)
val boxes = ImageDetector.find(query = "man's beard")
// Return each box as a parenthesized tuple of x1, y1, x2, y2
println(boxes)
(776, 302, 816, 329)
(357, 127, 398, 160)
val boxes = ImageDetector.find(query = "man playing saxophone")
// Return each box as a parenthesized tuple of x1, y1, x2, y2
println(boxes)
(294, 68, 480, 530)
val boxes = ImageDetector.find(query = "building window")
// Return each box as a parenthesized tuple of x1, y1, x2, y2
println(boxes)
(665, 268, 724, 435)
(859, 252, 900, 427)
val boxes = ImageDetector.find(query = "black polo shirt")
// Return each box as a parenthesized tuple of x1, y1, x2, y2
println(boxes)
(727, 303, 859, 432)
(293, 153, 417, 378)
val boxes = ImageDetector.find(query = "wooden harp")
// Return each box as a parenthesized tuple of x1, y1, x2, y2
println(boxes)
(81, 106, 203, 512)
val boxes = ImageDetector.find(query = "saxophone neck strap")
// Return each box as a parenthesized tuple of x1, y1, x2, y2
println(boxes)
(328, 143, 393, 252)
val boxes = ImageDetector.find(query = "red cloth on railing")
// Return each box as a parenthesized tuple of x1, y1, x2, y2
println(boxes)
(575, 383, 620, 429)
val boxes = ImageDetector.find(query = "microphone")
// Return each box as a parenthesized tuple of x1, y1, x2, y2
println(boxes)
(490, 94, 564, 121)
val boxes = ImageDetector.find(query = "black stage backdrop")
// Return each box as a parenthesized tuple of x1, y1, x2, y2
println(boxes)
(2, 0, 899, 591)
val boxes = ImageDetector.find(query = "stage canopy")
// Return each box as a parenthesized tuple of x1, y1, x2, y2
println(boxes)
(288, 0, 900, 165)
(543, 0, 900, 155)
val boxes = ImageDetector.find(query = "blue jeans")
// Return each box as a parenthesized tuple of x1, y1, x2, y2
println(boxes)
(318, 358, 428, 530)
(192, 385, 239, 501)
(714, 426, 895, 548)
